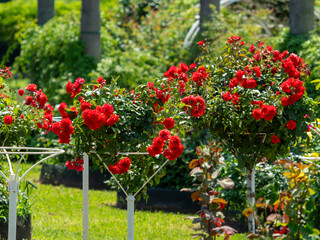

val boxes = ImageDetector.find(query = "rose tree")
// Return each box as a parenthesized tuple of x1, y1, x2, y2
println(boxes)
(0, 67, 53, 146)
(51, 77, 184, 196)
(150, 37, 317, 231)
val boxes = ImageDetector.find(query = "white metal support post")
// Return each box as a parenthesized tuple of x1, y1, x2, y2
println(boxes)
(8, 174, 18, 240)
(127, 195, 135, 240)
(83, 153, 89, 240)
(251, 168, 256, 233)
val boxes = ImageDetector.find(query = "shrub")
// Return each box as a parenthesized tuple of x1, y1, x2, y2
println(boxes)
(14, 14, 96, 105)
(92, 0, 197, 89)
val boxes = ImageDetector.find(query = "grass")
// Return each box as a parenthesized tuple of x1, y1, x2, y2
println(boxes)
(1, 162, 247, 239)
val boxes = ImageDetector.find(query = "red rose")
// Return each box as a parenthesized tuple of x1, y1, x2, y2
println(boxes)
(197, 41, 204, 45)
(26, 83, 37, 92)
(164, 65, 179, 79)
(51, 122, 61, 135)
(281, 97, 289, 107)
(105, 114, 119, 127)
(287, 120, 296, 130)
(253, 66, 261, 77)
(152, 137, 164, 148)
(81, 101, 92, 111)
(18, 89, 24, 96)
(163, 118, 175, 129)
(159, 129, 171, 141)
(24, 96, 33, 105)
(169, 136, 181, 148)
(3, 115, 13, 125)
(147, 146, 157, 157)
(58, 132, 71, 144)
(65, 161, 75, 170)
(75, 165, 84, 172)
(119, 157, 131, 170)
(271, 135, 280, 144)
(249, 44, 256, 54)
(246, 78, 257, 89)
(252, 109, 262, 120)
(101, 103, 114, 117)
(58, 102, 69, 118)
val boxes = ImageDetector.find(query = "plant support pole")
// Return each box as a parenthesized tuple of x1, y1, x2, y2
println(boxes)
(251, 168, 255, 233)
(127, 194, 135, 240)
(246, 166, 255, 233)
(83, 153, 89, 240)
(8, 174, 19, 240)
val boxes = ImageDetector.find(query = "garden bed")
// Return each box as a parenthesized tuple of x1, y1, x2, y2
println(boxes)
(39, 163, 111, 190)
(0, 215, 31, 240)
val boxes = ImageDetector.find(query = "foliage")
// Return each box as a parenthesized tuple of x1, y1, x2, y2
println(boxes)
(156, 130, 211, 190)
(184, 141, 236, 240)
(0, 68, 52, 146)
(201, 5, 277, 57)
(0, 177, 34, 222)
(242, 159, 320, 239)
(218, 159, 286, 211)
(118, 0, 162, 24)
(0, 0, 37, 65)
(230, 0, 290, 29)
(92, 0, 197, 89)
(13, 14, 96, 105)
(0, 0, 116, 65)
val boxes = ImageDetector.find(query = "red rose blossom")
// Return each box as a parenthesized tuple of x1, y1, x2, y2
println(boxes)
(163, 118, 175, 129)
(3, 115, 13, 125)
(252, 109, 262, 120)
(159, 129, 171, 141)
(287, 120, 296, 130)
(18, 89, 24, 96)
(271, 135, 280, 144)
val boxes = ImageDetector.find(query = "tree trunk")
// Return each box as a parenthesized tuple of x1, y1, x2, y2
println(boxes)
(246, 165, 255, 233)
(290, 0, 314, 35)
(37, 0, 55, 26)
(200, 0, 220, 31)
(81, 0, 101, 61)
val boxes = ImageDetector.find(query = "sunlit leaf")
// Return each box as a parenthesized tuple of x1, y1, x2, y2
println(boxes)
(211, 198, 228, 204)
(188, 159, 199, 169)
(242, 208, 253, 218)
(308, 188, 316, 196)
(217, 177, 234, 190)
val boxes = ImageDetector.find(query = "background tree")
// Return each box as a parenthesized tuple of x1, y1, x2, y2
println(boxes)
(81, 0, 101, 61)
(37, 0, 55, 26)
(290, 0, 315, 35)
(200, 0, 220, 31)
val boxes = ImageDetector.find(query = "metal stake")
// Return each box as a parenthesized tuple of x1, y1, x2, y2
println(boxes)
(127, 195, 135, 240)
(83, 153, 89, 240)
(8, 174, 18, 240)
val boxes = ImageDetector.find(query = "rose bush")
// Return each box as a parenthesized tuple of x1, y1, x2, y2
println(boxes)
(52, 76, 185, 196)
(0, 67, 52, 146)
(152, 37, 317, 168)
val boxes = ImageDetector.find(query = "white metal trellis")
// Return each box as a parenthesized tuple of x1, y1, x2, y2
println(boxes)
(0, 147, 64, 240)
(87, 152, 169, 240)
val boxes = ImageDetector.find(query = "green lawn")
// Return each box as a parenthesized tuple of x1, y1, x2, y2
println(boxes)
(4, 163, 246, 239)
